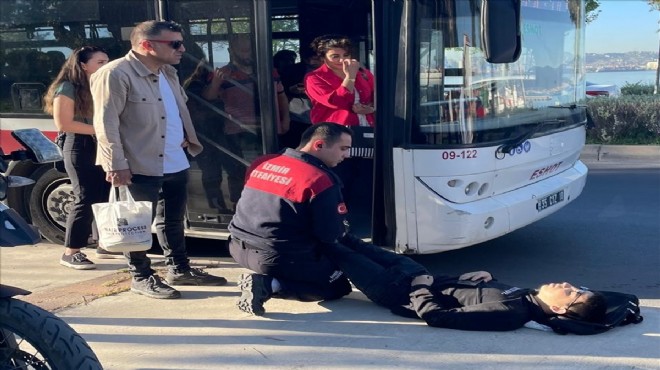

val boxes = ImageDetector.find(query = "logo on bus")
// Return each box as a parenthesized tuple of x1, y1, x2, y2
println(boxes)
(495, 141, 531, 160)
(508, 141, 531, 156)
(530, 161, 563, 180)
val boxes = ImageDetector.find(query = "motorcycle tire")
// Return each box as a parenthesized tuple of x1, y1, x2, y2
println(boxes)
(0, 298, 102, 369)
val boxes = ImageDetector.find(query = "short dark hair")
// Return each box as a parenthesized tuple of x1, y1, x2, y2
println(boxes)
(298, 122, 353, 148)
(131, 20, 184, 47)
(274, 49, 297, 66)
(310, 34, 352, 58)
(567, 291, 607, 323)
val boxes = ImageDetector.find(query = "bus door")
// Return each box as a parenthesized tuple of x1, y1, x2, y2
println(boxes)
(168, 0, 376, 237)
(270, 0, 375, 238)
(165, 0, 279, 234)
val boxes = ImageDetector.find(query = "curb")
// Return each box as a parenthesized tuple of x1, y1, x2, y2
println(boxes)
(581, 145, 660, 163)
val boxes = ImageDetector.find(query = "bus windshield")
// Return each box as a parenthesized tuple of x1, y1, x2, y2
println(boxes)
(414, 0, 586, 146)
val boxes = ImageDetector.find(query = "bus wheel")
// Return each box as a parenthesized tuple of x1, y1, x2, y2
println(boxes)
(27, 166, 72, 245)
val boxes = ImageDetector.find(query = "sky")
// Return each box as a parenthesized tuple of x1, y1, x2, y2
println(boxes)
(586, 0, 659, 53)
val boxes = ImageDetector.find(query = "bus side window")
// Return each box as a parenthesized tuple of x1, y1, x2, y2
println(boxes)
(11, 83, 46, 111)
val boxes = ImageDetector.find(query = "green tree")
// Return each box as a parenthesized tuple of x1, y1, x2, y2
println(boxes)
(585, 0, 601, 23)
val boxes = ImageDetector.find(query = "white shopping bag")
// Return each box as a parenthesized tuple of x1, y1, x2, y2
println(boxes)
(92, 186, 152, 252)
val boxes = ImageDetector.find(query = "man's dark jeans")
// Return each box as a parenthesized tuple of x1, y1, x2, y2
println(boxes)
(125, 170, 190, 279)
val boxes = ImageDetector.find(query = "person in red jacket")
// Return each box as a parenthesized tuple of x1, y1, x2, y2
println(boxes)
(304, 34, 375, 127)
(304, 35, 375, 216)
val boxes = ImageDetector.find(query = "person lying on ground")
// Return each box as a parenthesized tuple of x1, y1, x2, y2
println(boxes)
(324, 235, 607, 332)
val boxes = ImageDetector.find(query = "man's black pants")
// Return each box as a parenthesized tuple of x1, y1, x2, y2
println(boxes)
(125, 169, 191, 279)
(229, 238, 352, 302)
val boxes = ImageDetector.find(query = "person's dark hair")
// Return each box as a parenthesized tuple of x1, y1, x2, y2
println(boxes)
(43, 45, 107, 116)
(567, 291, 607, 323)
(182, 58, 212, 89)
(273, 49, 297, 69)
(130, 20, 184, 47)
(298, 122, 353, 148)
(310, 34, 352, 58)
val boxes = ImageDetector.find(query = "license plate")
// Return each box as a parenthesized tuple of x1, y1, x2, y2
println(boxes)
(536, 190, 564, 211)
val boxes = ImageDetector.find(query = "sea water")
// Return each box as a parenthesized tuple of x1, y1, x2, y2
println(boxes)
(586, 70, 656, 87)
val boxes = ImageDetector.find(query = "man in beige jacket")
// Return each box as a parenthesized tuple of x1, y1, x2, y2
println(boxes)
(91, 20, 226, 299)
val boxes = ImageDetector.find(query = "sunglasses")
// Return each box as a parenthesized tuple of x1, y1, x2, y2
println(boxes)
(565, 288, 586, 312)
(148, 39, 184, 50)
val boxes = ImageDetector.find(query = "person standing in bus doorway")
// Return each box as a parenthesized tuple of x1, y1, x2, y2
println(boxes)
(182, 59, 231, 213)
(278, 46, 321, 149)
(91, 20, 227, 299)
(229, 122, 354, 316)
(44, 46, 123, 270)
(305, 35, 375, 127)
(273, 49, 297, 75)
(201, 33, 290, 212)
(304, 35, 375, 225)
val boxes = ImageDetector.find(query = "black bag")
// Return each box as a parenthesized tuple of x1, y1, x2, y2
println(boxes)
(55, 131, 66, 150)
(54, 132, 66, 172)
(546, 291, 643, 335)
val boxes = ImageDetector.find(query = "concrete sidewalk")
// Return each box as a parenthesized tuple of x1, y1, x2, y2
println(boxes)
(581, 144, 660, 164)
(1, 243, 658, 369)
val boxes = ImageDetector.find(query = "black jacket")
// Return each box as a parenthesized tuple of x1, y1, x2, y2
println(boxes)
(405, 277, 551, 331)
(229, 148, 347, 254)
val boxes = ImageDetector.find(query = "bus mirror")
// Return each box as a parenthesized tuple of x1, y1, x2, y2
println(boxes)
(481, 0, 521, 64)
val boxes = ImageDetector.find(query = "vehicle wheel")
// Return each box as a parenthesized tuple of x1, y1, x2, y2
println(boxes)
(27, 166, 73, 245)
(0, 298, 102, 369)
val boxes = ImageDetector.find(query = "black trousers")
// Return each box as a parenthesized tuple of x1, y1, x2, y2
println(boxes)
(229, 238, 352, 302)
(195, 143, 227, 210)
(124, 169, 190, 279)
(324, 235, 429, 309)
(62, 134, 110, 248)
(221, 132, 252, 205)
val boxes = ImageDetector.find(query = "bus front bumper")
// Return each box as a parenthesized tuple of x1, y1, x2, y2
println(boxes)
(405, 160, 588, 254)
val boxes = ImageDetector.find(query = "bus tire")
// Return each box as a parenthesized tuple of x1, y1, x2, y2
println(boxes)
(27, 166, 72, 245)
(0, 298, 102, 369)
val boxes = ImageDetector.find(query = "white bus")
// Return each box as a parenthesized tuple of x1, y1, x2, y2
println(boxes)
(0, 0, 589, 253)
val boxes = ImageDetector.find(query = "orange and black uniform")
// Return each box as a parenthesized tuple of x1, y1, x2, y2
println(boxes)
(228, 148, 352, 302)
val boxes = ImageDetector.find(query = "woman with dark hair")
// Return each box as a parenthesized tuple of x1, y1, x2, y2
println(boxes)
(304, 34, 375, 127)
(304, 35, 375, 216)
(44, 46, 118, 269)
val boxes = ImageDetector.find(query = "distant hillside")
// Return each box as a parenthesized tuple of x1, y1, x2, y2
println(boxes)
(586, 51, 657, 72)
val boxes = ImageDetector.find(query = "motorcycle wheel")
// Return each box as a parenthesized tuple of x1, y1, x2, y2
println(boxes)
(0, 298, 102, 369)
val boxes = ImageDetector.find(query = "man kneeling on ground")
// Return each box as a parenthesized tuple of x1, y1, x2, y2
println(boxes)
(228, 122, 354, 315)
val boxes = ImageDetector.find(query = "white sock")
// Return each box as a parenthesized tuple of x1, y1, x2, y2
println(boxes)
(271, 278, 281, 293)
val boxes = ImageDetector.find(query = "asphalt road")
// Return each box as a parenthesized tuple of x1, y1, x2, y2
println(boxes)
(413, 164, 660, 300)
